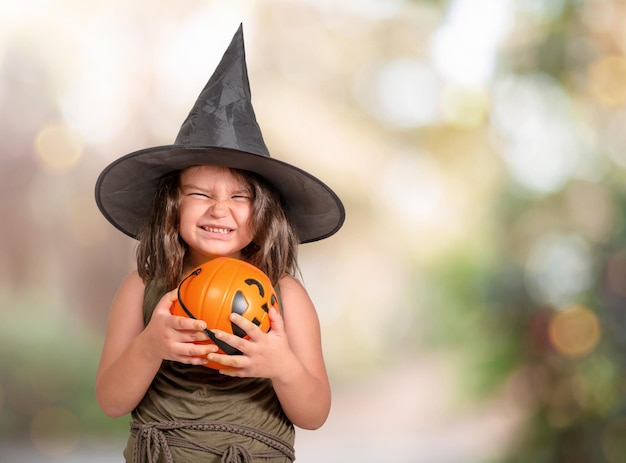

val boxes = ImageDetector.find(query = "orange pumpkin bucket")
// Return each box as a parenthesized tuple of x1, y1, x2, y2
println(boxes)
(171, 257, 277, 369)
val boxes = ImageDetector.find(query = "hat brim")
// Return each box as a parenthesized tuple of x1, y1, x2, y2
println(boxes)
(95, 145, 345, 244)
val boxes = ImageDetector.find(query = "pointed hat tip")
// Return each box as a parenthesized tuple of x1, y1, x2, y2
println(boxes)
(173, 20, 268, 156)
(235, 22, 244, 39)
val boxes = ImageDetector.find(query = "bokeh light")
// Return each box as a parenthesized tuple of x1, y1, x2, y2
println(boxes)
(548, 306, 601, 358)
(525, 234, 593, 307)
(355, 58, 441, 128)
(491, 74, 590, 194)
(34, 122, 82, 172)
(431, 0, 511, 86)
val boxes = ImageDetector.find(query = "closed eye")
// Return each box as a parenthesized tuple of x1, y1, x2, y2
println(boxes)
(184, 192, 252, 203)
(188, 192, 210, 198)
(180, 185, 252, 202)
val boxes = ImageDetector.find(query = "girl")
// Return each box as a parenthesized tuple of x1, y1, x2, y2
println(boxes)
(94, 25, 344, 463)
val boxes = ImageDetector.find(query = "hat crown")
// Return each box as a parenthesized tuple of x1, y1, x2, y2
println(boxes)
(174, 24, 270, 158)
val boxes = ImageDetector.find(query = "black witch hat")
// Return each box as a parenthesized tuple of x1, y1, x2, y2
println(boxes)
(95, 24, 344, 243)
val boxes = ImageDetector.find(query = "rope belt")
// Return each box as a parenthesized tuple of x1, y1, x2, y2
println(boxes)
(130, 420, 295, 463)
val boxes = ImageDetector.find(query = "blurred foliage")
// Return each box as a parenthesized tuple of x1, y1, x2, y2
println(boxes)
(0, 288, 128, 440)
(409, 1, 626, 461)
(480, 2, 626, 458)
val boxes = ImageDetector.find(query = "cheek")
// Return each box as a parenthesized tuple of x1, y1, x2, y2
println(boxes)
(177, 205, 196, 239)
(235, 208, 254, 236)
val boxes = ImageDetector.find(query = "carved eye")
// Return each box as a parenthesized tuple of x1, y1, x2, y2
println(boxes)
(231, 290, 248, 337)
(229, 278, 273, 337)
(245, 278, 265, 297)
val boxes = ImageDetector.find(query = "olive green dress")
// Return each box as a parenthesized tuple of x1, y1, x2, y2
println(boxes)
(123, 279, 295, 463)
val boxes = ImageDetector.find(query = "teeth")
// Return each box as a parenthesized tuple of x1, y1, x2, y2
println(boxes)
(203, 226, 230, 234)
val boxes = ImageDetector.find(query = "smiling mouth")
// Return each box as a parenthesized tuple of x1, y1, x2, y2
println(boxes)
(201, 226, 232, 234)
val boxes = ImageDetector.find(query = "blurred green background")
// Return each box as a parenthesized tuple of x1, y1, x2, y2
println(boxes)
(2, 0, 626, 461)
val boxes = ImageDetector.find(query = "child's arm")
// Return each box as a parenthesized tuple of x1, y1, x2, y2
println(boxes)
(211, 275, 331, 429)
(95, 271, 216, 418)
(271, 275, 332, 429)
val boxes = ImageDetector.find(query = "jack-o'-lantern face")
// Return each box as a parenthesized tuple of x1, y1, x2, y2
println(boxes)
(171, 257, 277, 365)
(231, 277, 278, 337)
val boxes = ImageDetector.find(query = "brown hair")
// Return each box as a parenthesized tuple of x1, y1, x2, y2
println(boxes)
(136, 167, 300, 290)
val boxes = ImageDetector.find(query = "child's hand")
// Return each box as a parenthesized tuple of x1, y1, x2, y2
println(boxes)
(140, 289, 218, 365)
(209, 308, 297, 379)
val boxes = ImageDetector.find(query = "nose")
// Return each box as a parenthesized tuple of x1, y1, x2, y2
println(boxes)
(208, 198, 228, 216)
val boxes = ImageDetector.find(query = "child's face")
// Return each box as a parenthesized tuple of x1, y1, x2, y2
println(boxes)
(178, 165, 254, 268)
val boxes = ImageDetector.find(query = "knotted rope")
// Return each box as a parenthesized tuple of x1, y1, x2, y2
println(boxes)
(131, 420, 295, 463)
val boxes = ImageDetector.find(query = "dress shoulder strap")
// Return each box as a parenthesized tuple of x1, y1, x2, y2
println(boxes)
(274, 282, 284, 316)
(143, 278, 168, 326)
